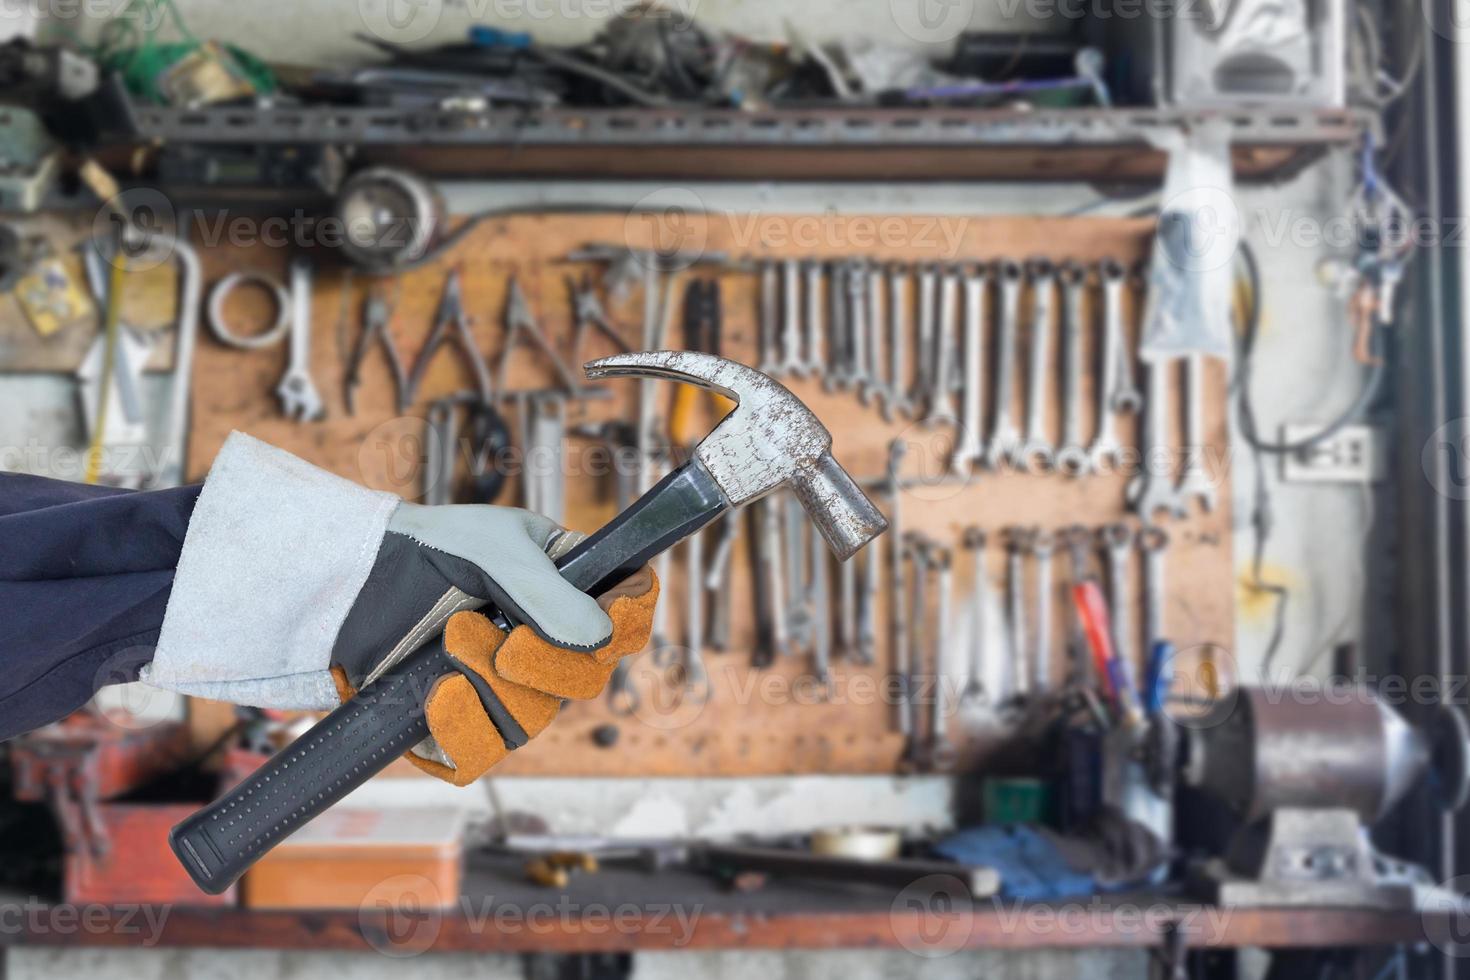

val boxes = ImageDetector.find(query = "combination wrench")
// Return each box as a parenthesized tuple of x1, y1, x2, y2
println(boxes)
(1055, 261, 1092, 477)
(1140, 524, 1170, 657)
(1019, 259, 1057, 471)
(962, 527, 988, 703)
(929, 546, 956, 769)
(1129, 357, 1186, 521)
(924, 265, 960, 428)
(864, 262, 891, 413)
(885, 440, 912, 736)
(758, 260, 780, 375)
(951, 265, 988, 476)
(985, 261, 1026, 470)
(1175, 354, 1218, 513)
(803, 260, 826, 379)
(779, 258, 805, 377)
(886, 262, 915, 420)
(810, 524, 833, 687)
(903, 533, 929, 763)
(847, 260, 872, 399)
(1089, 261, 1130, 471)
(1003, 526, 1031, 701)
(855, 514, 880, 667)
(825, 261, 853, 392)
(1102, 260, 1142, 414)
(1102, 523, 1136, 675)
(910, 263, 939, 412)
(1032, 530, 1055, 695)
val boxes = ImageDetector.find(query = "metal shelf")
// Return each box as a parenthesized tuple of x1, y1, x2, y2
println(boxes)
(121, 105, 1369, 183)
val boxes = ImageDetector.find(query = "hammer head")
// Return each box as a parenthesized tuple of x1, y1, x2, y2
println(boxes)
(585, 351, 888, 561)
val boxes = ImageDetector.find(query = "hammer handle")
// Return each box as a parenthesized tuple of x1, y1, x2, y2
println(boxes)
(170, 463, 728, 895)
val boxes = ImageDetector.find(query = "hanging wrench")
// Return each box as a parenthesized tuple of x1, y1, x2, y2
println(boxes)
(1089, 262, 1129, 472)
(929, 546, 956, 770)
(962, 527, 988, 703)
(864, 262, 890, 413)
(825, 261, 853, 392)
(779, 258, 806, 377)
(910, 263, 938, 412)
(758, 260, 780, 375)
(810, 523, 833, 688)
(1175, 354, 1218, 513)
(1140, 524, 1170, 656)
(1102, 260, 1142, 414)
(855, 516, 880, 667)
(886, 440, 912, 736)
(704, 507, 743, 652)
(847, 260, 871, 399)
(1062, 525, 1095, 688)
(1032, 529, 1055, 695)
(1019, 259, 1057, 471)
(784, 493, 812, 652)
(886, 262, 915, 420)
(754, 494, 788, 666)
(903, 533, 929, 765)
(924, 264, 961, 428)
(985, 261, 1025, 470)
(951, 265, 988, 477)
(1102, 523, 1136, 673)
(1003, 526, 1031, 701)
(803, 259, 826, 379)
(837, 529, 858, 660)
(672, 519, 712, 706)
(1055, 261, 1092, 477)
(276, 257, 325, 422)
(1128, 357, 1186, 521)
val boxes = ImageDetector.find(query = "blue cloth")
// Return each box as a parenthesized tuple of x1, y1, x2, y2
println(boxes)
(0, 473, 199, 740)
(932, 825, 1096, 901)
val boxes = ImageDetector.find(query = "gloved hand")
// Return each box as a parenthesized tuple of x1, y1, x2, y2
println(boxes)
(335, 566, 658, 786)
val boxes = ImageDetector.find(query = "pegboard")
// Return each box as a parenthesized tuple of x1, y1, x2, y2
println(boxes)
(180, 212, 1234, 777)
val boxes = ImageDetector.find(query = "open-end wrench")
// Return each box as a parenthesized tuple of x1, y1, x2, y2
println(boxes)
(864, 262, 890, 413)
(803, 260, 826, 379)
(1102, 260, 1142, 414)
(925, 265, 961, 428)
(1140, 524, 1170, 656)
(856, 515, 880, 667)
(825, 261, 853, 392)
(952, 265, 988, 477)
(1055, 261, 1092, 477)
(276, 257, 325, 422)
(1089, 263, 1127, 472)
(1032, 529, 1055, 695)
(755, 494, 788, 666)
(758, 260, 780, 375)
(1128, 357, 1186, 521)
(886, 262, 915, 420)
(962, 527, 988, 703)
(1102, 523, 1136, 673)
(1175, 354, 1218, 513)
(673, 520, 712, 706)
(847, 260, 872, 400)
(910, 263, 939, 413)
(985, 261, 1026, 470)
(1062, 525, 1094, 687)
(810, 523, 832, 687)
(885, 440, 911, 736)
(779, 258, 805, 377)
(704, 507, 743, 652)
(1004, 526, 1031, 701)
(1019, 259, 1057, 471)
(837, 529, 858, 659)
(648, 456, 675, 666)
(784, 493, 813, 652)
(929, 546, 956, 770)
(903, 532, 929, 764)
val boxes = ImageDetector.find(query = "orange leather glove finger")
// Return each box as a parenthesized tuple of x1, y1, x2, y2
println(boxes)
(492, 565, 659, 700)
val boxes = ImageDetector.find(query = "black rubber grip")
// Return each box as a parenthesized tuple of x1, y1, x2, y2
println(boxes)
(170, 460, 729, 895)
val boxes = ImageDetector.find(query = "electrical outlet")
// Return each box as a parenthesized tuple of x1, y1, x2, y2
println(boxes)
(1280, 424, 1388, 484)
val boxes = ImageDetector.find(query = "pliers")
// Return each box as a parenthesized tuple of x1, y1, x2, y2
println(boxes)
(498, 275, 580, 395)
(345, 284, 408, 415)
(405, 269, 494, 409)
(567, 272, 631, 366)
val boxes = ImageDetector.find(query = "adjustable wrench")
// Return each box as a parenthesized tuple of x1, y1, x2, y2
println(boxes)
(962, 527, 988, 703)
(910, 263, 939, 412)
(951, 265, 988, 476)
(1102, 523, 1136, 672)
(1004, 526, 1031, 700)
(1175, 354, 1218, 513)
(803, 260, 826, 379)
(924, 265, 961, 428)
(886, 262, 914, 420)
(1032, 530, 1055, 695)
(847, 260, 872, 398)
(1102, 260, 1142, 414)
(779, 258, 806, 377)
(758, 260, 780, 375)
(1140, 524, 1170, 656)
(929, 546, 956, 769)
(1055, 261, 1092, 477)
(1129, 357, 1186, 521)
(276, 257, 325, 422)
(1019, 259, 1057, 471)
(985, 261, 1025, 470)
(864, 262, 890, 413)
(886, 440, 911, 736)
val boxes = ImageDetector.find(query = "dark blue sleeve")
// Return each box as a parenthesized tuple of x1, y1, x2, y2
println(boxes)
(0, 473, 200, 740)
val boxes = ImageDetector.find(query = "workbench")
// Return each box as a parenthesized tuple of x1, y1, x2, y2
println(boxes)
(0, 853, 1437, 961)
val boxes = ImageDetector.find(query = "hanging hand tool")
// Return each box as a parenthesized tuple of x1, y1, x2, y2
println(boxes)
(1019, 259, 1057, 471)
(405, 268, 493, 407)
(704, 506, 745, 652)
(886, 262, 915, 420)
(952, 265, 988, 476)
(277, 257, 326, 422)
(566, 272, 631, 366)
(171, 351, 888, 895)
(499, 275, 580, 396)
(1032, 529, 1056, 695)
(902, 532, 929, 769)
(1175, 354, 1218, 513)
(928, 545, 957, 770)
(1003, 525, 1032, 702)
(1055, 261, 1092, 477)
(985, 261, 1025, 470)
(345, 283, 408, 415)
(885, 440, 911, 736)
(961, 527, 988, 703)
(669, 279, 734, 449)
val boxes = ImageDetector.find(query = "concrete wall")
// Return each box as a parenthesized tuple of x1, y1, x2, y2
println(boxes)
(0, 1, 1385, 978)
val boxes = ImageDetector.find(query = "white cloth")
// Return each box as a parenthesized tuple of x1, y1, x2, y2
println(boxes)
(142, 432, 399, 708)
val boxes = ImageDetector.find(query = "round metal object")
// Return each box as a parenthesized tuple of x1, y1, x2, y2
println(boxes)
(810, 827, 902, 861)
(335, 167, 442, 272)
(1428, 703, 1470, 812)
(206, 271, 290, 350)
